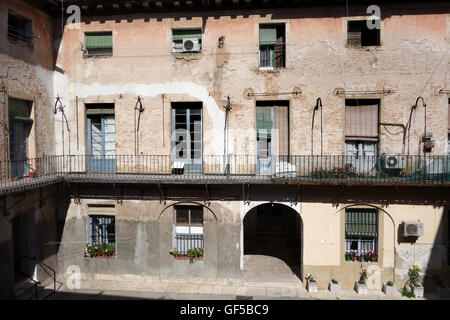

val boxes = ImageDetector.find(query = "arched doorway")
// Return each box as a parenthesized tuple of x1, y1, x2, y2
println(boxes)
(243, 203, 302, 283)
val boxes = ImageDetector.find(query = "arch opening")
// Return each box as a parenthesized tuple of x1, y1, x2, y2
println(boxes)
(243, 203, 302, 282)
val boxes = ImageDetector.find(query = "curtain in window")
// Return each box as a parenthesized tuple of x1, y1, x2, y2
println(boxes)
(345, 100, 378, 141)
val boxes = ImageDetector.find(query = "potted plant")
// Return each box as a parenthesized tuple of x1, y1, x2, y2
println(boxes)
(382, 280, 397, 296)
(329, 279, 341, 293)
(350, 250, 357, 262)
(170, 248, 178, 257)
(369, 251, 378, 262)
(187, 247, 204, 263)
(84, 243, 116, 258)
(404, 265, 424, 298)
(355, 269, 368, 294)
(306, 274, 318, 293)
(345, 252, 351, 262)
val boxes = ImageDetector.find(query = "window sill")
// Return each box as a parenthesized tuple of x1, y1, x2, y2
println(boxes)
(172, 52, 202, 60)
(345, 260, 378, 263)
(84, 255, 116, 259)
(83, 54, 113, 58)
(173, 256, 204, 261)
(8, 36, 33, 48)
(258, 67, 284, 73)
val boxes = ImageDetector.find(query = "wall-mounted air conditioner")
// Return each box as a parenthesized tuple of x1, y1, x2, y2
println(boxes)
(382, 154, 407, 170)
(403, 221, 424, 237)
(182, 38, 201, 52)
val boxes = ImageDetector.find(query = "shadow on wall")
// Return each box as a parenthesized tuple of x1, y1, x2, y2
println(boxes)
(243, 203, 302, 280)
(395, 205, 449, 298)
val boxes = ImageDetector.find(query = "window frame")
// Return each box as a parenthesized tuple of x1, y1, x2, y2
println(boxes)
(344, 208, 379, 262)
(88, 215, 116, 246)
(171, 28, 202, 53)
(346, 19, 381, 48)
(84, 31, 113, 57)
(7, 11, 33, 45)
(173, 205, 204, 256)
(258, 23, 286, 69)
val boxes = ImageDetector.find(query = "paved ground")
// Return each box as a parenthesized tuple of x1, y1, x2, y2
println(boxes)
(41, 256, 447, 300)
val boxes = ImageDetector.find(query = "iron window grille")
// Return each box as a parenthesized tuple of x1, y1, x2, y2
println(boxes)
(345, 208, 378, 261)
(174, 206, 204, 255)
(89, 215, 115, 245)
(259, 24, 285, 69)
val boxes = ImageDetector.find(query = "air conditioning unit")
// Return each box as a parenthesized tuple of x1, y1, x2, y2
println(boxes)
(382, 155, 407, 170)
(403, 221, 424, 237)
(182, 38, 201, 52)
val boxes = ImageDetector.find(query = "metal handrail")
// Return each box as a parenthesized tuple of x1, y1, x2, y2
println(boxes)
(19, 254, 60, 298)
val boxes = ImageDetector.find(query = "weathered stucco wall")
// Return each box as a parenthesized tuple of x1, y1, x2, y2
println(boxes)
(54, 6, 450, 158)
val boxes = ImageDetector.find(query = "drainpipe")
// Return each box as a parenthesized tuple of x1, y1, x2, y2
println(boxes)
(134, 96, 144, 156)
(223, 95, 232, 175)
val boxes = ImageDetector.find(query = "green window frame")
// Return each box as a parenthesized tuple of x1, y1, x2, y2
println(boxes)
(345, 208, 378, 262)
(84, 31, 113, 56)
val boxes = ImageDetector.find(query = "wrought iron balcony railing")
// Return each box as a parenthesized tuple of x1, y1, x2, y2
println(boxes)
(1, 155, 449, 194)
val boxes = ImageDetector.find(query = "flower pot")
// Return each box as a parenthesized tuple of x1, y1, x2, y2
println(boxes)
(370, 257, 377, 262)
(351, 256, 357, 262)
(329, 282, 341, 293)
(307, 280, 318, 293)
(29, 171, 35, 178)
(382, 283, 397, 296)
(355, 282, 368, 294)
(408, 284, 424, 298)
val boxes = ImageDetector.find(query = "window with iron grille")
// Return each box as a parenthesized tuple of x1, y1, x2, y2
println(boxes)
(8, 12, 33, 45)
(347, 20, 380, 47)
(345, 208, 378, 261)
(259, 24, 285, 69)
(89, 215, 115, 245)
(174, 206, 204, 255)
(84, 31, 113, 56)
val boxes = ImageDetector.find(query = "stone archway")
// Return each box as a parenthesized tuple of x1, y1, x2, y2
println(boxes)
(243, 203, 302, 283)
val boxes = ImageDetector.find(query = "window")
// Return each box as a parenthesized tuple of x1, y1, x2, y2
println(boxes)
(172, 28, 202, 53)
(172, 102, 202, 172)
(345, 208, 378, 261)
(8, 12, 32, 45)
(174, 206, 204, 255)
(86, 104, 116, 172)
(259, 24, 285, 69)
(84, 31, 113, 56)
(8, 98, 33, 178)
(89, 215, 115, 245)
(345, 99, 379, 173)
(347, 20, 380, 47)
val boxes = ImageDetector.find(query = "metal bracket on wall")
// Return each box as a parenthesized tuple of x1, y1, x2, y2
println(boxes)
(158, 183, 166, 205)
(291, 184, 300, 206)
(242, 184, 250, 205)
(204, 184, 211, 206)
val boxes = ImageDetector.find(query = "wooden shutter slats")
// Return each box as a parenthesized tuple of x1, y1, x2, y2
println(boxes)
(345, 102, 378, 139)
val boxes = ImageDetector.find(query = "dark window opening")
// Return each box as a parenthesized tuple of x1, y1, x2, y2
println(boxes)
(259, 24, 285, 68)
(8, 12, 32, 45)
(347, 20, 380, 47)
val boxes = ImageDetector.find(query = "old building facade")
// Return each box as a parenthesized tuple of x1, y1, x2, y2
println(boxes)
(1, 0, 449, 299)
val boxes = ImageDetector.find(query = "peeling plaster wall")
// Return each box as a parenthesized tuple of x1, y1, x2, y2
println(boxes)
(56, 6, 450, 158)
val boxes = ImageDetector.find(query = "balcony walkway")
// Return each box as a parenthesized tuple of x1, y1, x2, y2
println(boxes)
(1, 155, 449, 196)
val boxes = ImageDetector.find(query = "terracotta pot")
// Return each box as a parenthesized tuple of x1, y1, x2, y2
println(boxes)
(371, 257, 376, 262)
(351, 256, 357, 262)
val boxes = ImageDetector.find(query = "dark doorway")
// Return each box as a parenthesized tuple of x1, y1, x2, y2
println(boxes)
(243, 203, 302, 281)
(12, 212, 37, 284)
